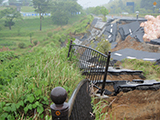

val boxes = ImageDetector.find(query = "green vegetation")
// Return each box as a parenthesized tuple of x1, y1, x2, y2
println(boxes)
(0, 13, 92, 53)
(0, 7, 6, 11)
(86, 6, 109, 21)
(92, 59, 160, 120)
(91, 35, 111, 55)
(0, 11, 93, 119)
(0, 45, 85, 119)
(32, 0, 51, 31)
(122, 59, 160, 81)
(105, 0, 160, 14)
(1, 1, 160, 119)
(86, 0, 160, 16)
(21, 6, 35, 12)
(0, 0, 3, 4)
(51, 1, 82, 25)
(92, 98, 109, 120)
(0, 8, 22, 30)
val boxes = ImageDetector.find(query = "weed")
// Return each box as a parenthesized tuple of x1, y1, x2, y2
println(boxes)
(0, 14, 93, 119)
(91, 97, 109, 120)
(122, 59, 160, 81)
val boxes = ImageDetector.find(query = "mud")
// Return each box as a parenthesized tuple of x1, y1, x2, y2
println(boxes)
(90, 69, 160, 120)
(73, 18, 160, 119)
(0, 46, 11, 52)
(88, 74, 144, 81)
(112, 36, 145, 52)
(112, 36, 160, 53)
(93, 74, 160, 120)
(106, 90, 160, 120)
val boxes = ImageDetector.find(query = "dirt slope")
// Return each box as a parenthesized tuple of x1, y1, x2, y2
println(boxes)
(106, 89, 160, 120)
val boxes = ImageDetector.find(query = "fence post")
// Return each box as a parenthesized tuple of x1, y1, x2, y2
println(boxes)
(67, 40, 73, 58)
(50, 87, 69, 120)
(101, 52, 111, 95)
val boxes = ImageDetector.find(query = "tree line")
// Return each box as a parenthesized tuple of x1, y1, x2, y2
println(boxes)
(0, 0, 82, 30)
(85, 6, 109, 21)
(104, 0, 160, 14)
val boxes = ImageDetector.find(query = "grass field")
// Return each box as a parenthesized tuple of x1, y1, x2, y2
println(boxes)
(21, 6, 35, 12)
(0, 13, 94, 119)
(0, 7, 160, 119)
(0, 13, 92, 54)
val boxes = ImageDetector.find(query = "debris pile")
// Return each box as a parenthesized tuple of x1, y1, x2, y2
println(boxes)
(112, 36, 145, 52)
(141, 15, 160, 42)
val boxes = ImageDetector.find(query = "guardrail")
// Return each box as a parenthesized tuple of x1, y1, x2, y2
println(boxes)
(50, 40, 111, 119)
(50, 79, 94, 120)
(67, 40, 111, 95)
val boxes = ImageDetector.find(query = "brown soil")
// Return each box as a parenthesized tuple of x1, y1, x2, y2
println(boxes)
(112, 36, 145, 52)
(112, 35, 160, 53)
(74, 21, 160, 119)
(69, 32, 85, 38)
(0, 46, 11, 52)
(87, 74, 144, 81)
(28, 41, 40, 52)
(54, 27, 62, 31)
(106, 90, 160, 120)
(93, 74, 160, 120)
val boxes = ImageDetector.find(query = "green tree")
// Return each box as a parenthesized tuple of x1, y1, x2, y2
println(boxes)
(118, 0, 124, 10)
(140, 0, 160, 10)
(0, 0, 3, 4)
(96, 39, 111, 55)
(91, 35, 111, 55)
(86, 6, 109, 21)
(51, 1, 82, 25)
(100, 6, 109, 21)
(0, 8, 22, 30)
(32, 0, 50, 31)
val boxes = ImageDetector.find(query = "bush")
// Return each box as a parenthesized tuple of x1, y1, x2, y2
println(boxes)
(47, 32, 53, 38)
(0, 46, 84, 119)
(33, 40, 38, 46)
(91, 35, 111, 55)
(18, 42, 26, 49)
(0, 25, 3, 31)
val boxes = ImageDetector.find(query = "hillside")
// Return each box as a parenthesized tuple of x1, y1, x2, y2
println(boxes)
(105, 0, 160, 14)
(0, 14, 93, 119)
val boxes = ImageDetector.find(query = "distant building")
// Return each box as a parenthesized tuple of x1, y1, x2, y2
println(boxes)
(1, 0, 9, 6)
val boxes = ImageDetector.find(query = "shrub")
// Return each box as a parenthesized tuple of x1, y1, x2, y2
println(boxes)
(18, 42, 26, 49)
(47, 32, 53, 38)
(33, 40, 38, 46)
(91, 35, 111, 55)
(0, 25, 3, 31)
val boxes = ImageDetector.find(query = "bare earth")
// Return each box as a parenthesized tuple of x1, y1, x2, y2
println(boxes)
(106, 89, 160, 120)
(93, 74, 160, 120)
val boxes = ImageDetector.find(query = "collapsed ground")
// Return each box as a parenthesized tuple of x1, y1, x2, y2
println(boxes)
(72, 17, 160, 119)
(92, 74, 160, 120)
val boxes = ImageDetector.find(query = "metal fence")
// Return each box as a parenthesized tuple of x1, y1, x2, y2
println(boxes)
(68, 40, 110, 82)
(50, 40, 111, 119)
(68, 79, 94, 120)
(50, 79, 94, 120)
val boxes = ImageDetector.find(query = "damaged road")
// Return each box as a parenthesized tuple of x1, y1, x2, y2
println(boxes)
(72, 15, 160, 119)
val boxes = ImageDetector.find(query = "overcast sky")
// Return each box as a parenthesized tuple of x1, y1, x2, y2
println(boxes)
(77, 0, 110, 8)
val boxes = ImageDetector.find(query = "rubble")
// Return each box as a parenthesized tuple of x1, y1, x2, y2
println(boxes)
(141, 15, 160, 42)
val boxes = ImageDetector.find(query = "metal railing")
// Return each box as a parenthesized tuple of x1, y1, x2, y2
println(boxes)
(50, 79, 94, 120)
(50, 40, 111, 119)
(68, 40, 111, 95)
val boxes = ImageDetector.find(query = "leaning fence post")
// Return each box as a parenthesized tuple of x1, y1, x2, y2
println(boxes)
(50, 87, 69, 120)
(101, 52, 111, 95)
(67, 40, 73, 58)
